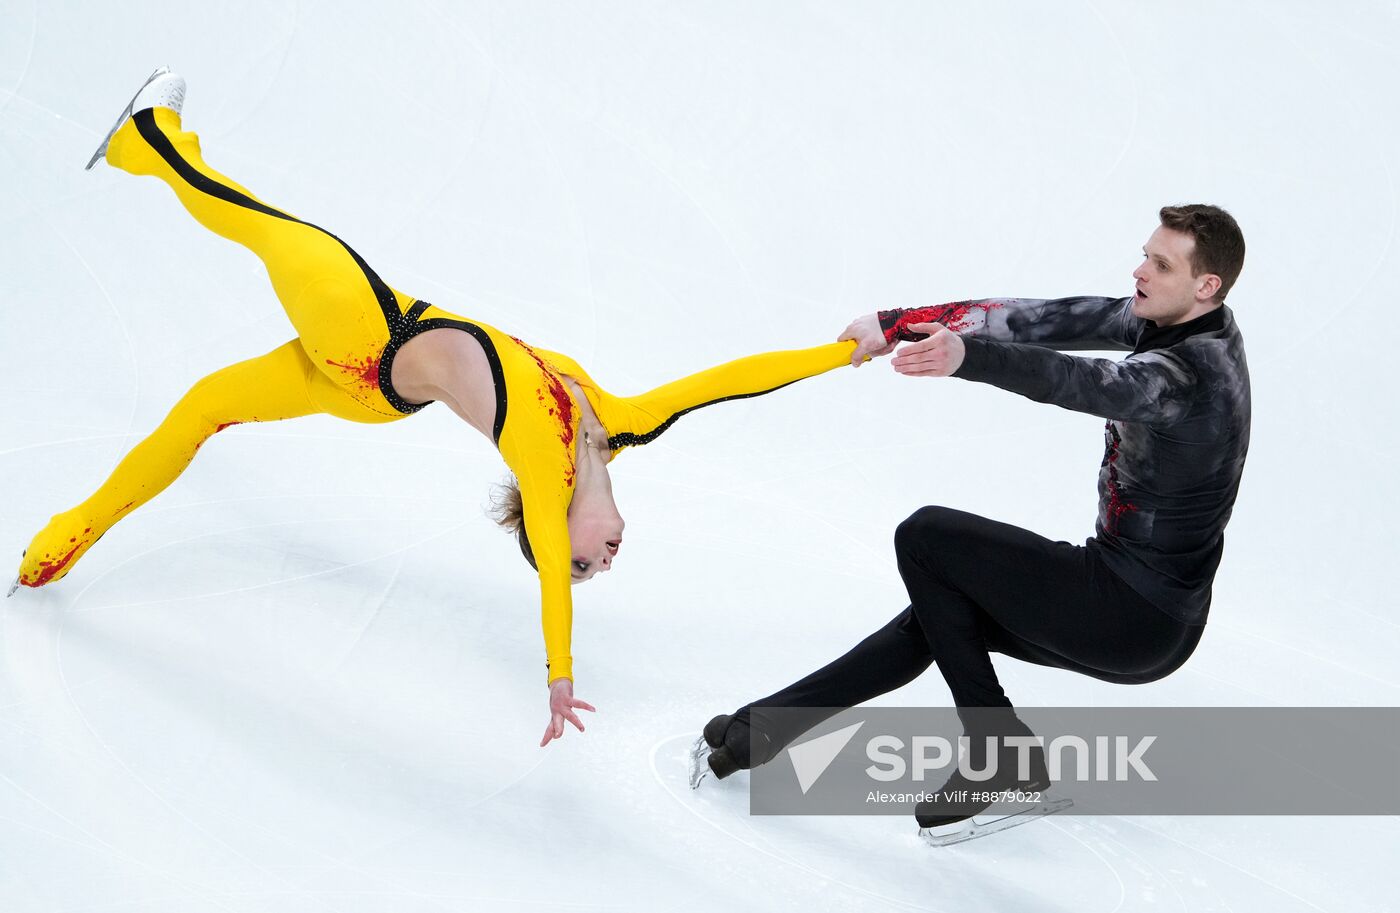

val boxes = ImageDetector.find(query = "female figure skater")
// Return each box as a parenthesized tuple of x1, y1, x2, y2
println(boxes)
(12, 68, 857, 746)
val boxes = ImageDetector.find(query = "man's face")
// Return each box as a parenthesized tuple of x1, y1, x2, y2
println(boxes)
(1131, 226, 1216, 325)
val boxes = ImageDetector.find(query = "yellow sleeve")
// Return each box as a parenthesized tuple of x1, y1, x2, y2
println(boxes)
(499, 396, 580, 685)
(602, 340, 857, 448)
(517, 468, 576, 684)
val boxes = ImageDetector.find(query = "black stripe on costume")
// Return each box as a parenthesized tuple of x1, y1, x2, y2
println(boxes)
(378, 315, 509, 444)
(606, 380, 803, 451)
(132, 108, 417, 408)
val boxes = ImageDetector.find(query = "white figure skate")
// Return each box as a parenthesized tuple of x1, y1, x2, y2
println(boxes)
(85, 66, 186, 170)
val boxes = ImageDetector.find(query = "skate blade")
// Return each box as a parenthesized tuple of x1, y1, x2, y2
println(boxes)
(7, 549, 22, 597)
(919, 796, 1073, 847)
(687, 735, 712, 789)
(85, 65, 170, 171)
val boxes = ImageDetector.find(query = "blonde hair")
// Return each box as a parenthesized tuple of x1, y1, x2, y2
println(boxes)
(489, 477, 536, 570)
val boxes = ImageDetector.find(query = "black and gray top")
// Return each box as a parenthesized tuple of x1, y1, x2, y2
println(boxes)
(879, 296, 1251, 625)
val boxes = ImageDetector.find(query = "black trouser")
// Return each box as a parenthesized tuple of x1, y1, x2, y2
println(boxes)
(731, 506, 1204, 766)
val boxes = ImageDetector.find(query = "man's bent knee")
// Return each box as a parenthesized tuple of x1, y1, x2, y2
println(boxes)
(894, 505, 966, 556)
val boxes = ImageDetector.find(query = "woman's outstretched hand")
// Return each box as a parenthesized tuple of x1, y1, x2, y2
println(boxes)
(838, 312, 897, 367)
(540, 677, 597, 747)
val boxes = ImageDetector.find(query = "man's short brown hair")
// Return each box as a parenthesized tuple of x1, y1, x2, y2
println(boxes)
(1159, 204, 1246, 304)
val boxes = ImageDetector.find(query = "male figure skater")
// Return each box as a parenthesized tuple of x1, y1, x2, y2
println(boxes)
(698, 204, 1249, 834)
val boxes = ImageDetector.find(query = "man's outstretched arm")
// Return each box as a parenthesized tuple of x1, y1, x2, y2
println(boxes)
(840, 296, 1142, 367)
(892, 323, 1196, 425)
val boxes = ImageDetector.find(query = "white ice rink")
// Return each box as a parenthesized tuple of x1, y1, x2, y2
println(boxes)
(2, 2, 1397, 910)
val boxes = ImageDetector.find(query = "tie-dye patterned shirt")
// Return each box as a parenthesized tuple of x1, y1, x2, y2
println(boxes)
(880, 297, 1250, 625)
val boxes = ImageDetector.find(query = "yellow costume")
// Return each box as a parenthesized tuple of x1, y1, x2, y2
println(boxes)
(17, 106, 855, 682)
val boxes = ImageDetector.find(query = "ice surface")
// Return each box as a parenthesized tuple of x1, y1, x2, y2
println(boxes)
(2, 1, 1397, 910)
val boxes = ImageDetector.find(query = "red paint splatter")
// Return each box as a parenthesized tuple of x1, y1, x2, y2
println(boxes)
(1101, 421, 1138, 535)
(510, 336, 578, 487)
(325, 354, 382, 391)
(24, 539, 87, 587)
(193, 422, 241, 457)
(884, 300, 1004, 342)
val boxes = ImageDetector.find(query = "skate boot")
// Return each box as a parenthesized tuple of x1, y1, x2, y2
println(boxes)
(86, 65, 187, 170)
(14, 512, 102, 591)
(689, 713, 732, 788)
(692, 712, 778, 788)
(915, 738, 1050, 828)
(690, 713, 755, 788)
(916, 713, 1072, 846)
(703, 713, 732, 749)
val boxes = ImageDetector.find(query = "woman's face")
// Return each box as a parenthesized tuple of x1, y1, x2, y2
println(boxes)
(567, 504, 624, 584)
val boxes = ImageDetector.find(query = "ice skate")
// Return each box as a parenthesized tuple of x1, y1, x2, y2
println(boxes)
(7, 551, 23, 598)
(85, 66, 187, 170)
(703, 713, 733, 749)
(690, 713, 748, 788)
(687, 735, 712, 789)
(914, 761, 1053, 830)
(919, 795, 1073, 847)
(915, 714, 1059, 844)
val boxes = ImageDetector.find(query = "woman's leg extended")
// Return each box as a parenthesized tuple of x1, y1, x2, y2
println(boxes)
(17, 341, 329, 589)
(607, 340, 856, 448)
(103, 106, 407, 369)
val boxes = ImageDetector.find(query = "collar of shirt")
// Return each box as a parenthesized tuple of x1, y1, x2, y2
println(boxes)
(1133, 306, 1227, 355)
